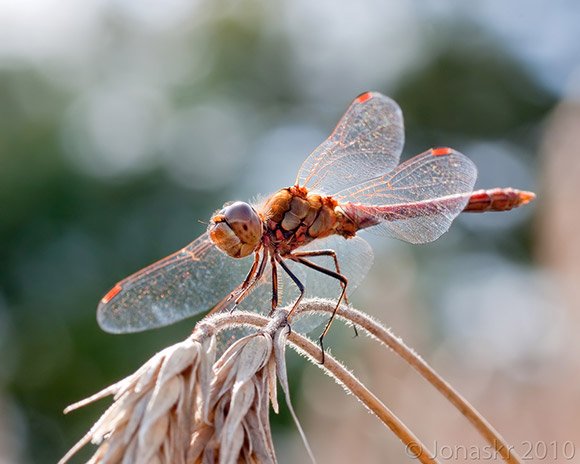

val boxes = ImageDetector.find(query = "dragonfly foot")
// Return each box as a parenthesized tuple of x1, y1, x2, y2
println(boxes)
(228, 303, 238, 314)
(317, 336, 326, 364)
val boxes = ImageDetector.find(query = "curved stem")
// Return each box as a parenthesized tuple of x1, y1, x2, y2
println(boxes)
(287, 330, 438, 464)
(201, 309, 439, 464)
(295, 299, 521, 464)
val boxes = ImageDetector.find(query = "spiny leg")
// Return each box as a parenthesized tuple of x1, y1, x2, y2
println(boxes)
(291, 248, 358, 337)
(288, 255, 348, 364)
(277, 257, 305, 331)
(209, 249, 268, 316)
(242, 251, 262, 289)
(208, 250, 267, 315)
(269, 254, 278, 315)
(217, 250, 261, 312)
(226, 251, 261, 304)
(210, 251, 267, 350)
(232, 249, 269, 308)
(290, 249, 350, 305)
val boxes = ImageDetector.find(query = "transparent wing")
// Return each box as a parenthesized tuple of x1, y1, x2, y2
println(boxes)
(97, 232, 254, 333)
(98, 232, 373, 336)
(335, 148, 478, 244)
(295, 92, 404, 194)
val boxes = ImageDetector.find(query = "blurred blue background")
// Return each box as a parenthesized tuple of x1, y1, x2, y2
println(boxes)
(1, 0, 579, 462)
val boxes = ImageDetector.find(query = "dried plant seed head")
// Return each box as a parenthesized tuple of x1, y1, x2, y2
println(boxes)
(59, 336, 208, 464)
(190, 333, 278, 464)
(61, 320, 300, 464)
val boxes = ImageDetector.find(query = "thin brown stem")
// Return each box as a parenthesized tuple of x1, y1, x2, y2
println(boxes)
(287, 330, 439, 464)
(202, 309, 439, 464)
(295, 299, 521, 464)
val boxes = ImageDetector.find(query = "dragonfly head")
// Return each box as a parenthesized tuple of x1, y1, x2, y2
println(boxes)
(208, 201, 262, 258)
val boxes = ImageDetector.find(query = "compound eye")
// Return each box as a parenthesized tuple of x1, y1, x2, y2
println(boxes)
(223, 202, 257, 225)
(209, 201, 262, 258)
(224, 202, 262, 246)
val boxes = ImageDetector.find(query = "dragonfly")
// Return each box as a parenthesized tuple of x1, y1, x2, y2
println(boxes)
(97, 91, 535, 359)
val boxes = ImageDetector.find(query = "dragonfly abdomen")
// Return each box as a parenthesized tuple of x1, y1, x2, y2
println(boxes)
(337, 187, 536, 233)
(463, 188, 535, 213)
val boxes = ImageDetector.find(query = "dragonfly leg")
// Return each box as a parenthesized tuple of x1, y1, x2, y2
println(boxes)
(290, 249, 350, 306)
(290, 250, 357, 337)
(209, 249, 268, 316)
(270, 254, 278, 314)
(232, 249, 269, 309)
(241, 251, 262, 289)
(287, 255, 349, 364)
(277, 257, 305, 332)
(225, 251, 261, 305)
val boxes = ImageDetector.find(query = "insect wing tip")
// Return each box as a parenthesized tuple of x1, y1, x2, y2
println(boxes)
(101, 283, 123, 305)
(355, 91, 373, 103)
(431, 147, 454, 157)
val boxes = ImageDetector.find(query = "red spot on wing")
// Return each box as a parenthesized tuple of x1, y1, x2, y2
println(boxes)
(432, 147, 453, 156)
(102, 283, 123, 304)
(356, 92, 373, 103)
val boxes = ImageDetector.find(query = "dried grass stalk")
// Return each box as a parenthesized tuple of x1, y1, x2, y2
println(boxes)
(289, 299, 522, 464)
(61, 299, 520, 464)
(59, 335, 214, 464)
(60, 312, 312, 464)
(188, 333, 277, 463)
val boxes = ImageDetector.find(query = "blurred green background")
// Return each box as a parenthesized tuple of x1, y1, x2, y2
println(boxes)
(1, 1, 579, 462)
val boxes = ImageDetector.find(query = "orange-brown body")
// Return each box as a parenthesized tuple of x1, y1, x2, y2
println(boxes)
(260, 186, 356, 255)
(208, 186, 535, 260)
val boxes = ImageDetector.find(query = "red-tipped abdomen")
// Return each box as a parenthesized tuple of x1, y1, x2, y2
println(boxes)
(463, 188, 536, 213)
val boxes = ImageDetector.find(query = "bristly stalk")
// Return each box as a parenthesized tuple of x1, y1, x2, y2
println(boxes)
(290, 299, 522, 464)
(60, 300, 520, 464)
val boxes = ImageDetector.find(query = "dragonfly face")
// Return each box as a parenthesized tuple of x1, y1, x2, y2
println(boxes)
(208, 201, 263, 258)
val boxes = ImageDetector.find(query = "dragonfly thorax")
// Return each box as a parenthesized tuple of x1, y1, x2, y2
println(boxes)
(208, 201, 263, 258)
(261, 186, 354, 254)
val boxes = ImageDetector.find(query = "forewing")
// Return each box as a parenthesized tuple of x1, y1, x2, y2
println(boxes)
(335, 148, 477, 244)
(97, 232, 253, 333)
(295, 92, 404, 194)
